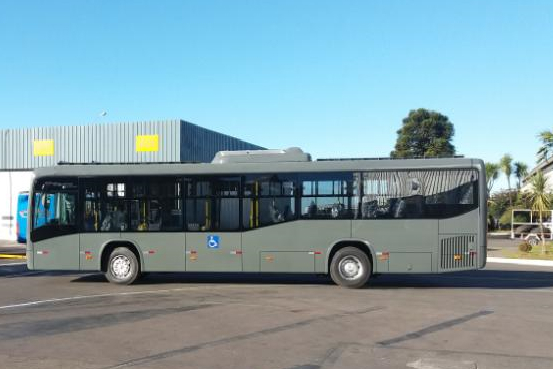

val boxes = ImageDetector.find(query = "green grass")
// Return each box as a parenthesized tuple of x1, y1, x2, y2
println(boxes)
(503, 241, 553, 260)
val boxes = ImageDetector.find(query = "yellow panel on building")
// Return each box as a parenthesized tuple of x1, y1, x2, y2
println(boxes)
(33, 139, 55, 157)
(136, 134, 159, 152)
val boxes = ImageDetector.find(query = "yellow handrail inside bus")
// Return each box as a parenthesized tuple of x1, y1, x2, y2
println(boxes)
(255, 181, 259, 227)
(249, 200, 253, 228)
(205, 199, 211, 230)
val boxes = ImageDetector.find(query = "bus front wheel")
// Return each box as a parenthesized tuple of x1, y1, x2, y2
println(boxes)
(330, 247, 371, 288)
(105, 247, 140, 285)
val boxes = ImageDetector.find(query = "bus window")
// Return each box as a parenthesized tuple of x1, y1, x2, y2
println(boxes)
(300, 174, 355, 219)
(243, 174, 297, 229)
(186, 180, 211, 231)
(83, 182, 101, 232)
(424, 170, 478, 218)
(31, 179, 78, 241)
(128, 178, 182, 232)
(82, 180, 127, 232)
(360, 170, 479, 219)
(34, 185, 76, 228)
(213, 178, 240, 231)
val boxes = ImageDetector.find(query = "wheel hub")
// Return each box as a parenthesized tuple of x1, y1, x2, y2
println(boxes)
(111, 255, 131, 279)
(338, 256, 363, 280)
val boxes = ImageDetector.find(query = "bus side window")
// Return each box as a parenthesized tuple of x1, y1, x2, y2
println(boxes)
(300, 175, 354, 219)
(186, 180, 211, 232)
(83, 180, 127, 232)
(242, 175, 297, 229)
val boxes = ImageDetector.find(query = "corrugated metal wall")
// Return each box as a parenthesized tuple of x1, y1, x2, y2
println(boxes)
(180, 121, 264, 162)
(0, 119, 264, 170)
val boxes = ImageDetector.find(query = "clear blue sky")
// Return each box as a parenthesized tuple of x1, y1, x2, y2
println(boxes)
(1, 0, 552, 190)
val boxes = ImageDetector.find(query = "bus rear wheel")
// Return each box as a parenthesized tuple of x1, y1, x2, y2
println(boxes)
(105, 247, 140, 285)
(330, 247, 371, 288)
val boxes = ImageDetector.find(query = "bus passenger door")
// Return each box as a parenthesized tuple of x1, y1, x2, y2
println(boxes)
(184, 178, 243, 271)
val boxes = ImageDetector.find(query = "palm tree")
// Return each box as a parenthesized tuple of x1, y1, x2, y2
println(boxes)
(527, 171, 551, 254)
(485, 162, 499, 196)
(514, 162, 528, 190)
(537, 130, 553, 163)
(499, 154, 513, 206)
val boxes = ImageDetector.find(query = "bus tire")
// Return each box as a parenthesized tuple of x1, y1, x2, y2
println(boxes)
(330, 247, 371, 288)
(105, 247, 140, 285)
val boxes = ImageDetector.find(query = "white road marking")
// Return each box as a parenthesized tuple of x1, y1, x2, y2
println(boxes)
(487, 257, 553, 267)
(407, 358, 476, 369)
(0, 262, 26, 266)
(0, 286, 223, 310)
(439, 275, 553, 283)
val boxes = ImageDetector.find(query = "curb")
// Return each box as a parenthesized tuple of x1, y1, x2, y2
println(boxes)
(487, 256, 553, 267)
(0, 254, 27, 260)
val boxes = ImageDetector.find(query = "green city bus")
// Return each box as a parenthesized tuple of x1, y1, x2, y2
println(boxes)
(27, 148, 487, 288)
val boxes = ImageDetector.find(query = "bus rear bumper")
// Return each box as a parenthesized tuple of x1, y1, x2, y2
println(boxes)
(479, 241, 487, 269)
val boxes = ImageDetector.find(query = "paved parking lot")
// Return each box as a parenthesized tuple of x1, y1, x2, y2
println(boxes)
(1, 261, 553, 369)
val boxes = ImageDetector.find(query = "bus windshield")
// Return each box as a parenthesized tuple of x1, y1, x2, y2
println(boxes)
(31, 179, 77, 242)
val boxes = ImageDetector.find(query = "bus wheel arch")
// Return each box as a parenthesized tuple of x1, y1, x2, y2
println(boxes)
(101, 241, 142, 284)
(327, 240, 374, 288)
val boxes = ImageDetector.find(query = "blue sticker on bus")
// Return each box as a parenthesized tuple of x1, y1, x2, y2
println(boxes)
(207, 235, 220, 249)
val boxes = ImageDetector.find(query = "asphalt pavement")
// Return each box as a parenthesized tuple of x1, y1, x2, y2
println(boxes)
(1, 262, 553, 369)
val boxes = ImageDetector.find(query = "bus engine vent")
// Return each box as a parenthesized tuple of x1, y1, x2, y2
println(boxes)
(440, 235, 476, 270)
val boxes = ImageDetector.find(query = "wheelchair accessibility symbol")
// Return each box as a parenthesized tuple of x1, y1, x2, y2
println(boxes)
(207, 235, 220, 249)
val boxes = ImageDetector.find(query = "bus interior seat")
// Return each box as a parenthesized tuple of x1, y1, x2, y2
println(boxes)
(391, 198, 406, 218)
(361, 200, 378, 219)
(403, 195, 424, 218)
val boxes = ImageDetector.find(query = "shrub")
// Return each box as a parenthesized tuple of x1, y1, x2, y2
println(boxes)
(518, 241, 532, 253)
(499, 207, 514, 229)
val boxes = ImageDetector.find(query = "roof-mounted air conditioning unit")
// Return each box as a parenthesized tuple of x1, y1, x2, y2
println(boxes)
(211, 147, 311, 164)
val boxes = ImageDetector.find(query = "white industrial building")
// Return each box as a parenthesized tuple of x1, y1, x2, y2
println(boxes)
(0, 171, 34, 240)
(521, 157, 553, 193)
